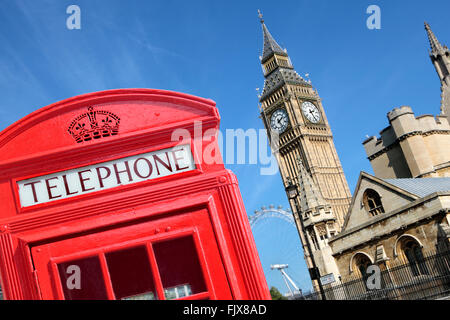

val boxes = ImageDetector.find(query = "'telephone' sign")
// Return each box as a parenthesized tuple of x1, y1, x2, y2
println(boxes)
(17, 145, 195, 207)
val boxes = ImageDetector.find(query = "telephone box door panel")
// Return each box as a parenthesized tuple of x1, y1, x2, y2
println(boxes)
(31, 208, 232, 300)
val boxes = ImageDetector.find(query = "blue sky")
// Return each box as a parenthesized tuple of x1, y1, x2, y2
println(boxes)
(1, 0, 449, 295)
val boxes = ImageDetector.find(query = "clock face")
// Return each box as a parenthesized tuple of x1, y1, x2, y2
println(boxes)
(301, 101, 321, 123)
(270, 109, 289, 133)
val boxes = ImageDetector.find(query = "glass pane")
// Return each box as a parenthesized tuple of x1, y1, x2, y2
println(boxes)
(153, 236, 206, 299)
(105, 246, 157, 300)
(57, 256, 108, 300)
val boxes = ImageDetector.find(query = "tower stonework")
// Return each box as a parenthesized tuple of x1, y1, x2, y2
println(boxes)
(363, 106, 450, 179)
(296, 158, 341, 282)
(425, 22, 450, 121)
(257, 15, 351, 286)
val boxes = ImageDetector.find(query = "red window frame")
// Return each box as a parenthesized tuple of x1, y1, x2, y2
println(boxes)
(31, 208, 232, 300)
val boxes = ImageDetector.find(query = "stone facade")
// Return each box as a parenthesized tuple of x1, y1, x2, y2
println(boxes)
(363, 106, 450, 179)
(329, 172, 450, 280)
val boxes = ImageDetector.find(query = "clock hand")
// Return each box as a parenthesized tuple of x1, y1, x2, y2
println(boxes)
(309, 110, 319, 120)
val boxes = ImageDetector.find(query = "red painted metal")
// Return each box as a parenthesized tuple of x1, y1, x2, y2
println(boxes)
(0, 89, 270, 300)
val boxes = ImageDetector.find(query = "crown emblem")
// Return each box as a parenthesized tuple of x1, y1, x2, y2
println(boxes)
(68, 106, 120, 143)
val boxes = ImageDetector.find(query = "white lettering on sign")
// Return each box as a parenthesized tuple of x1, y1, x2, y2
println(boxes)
(17, 145, 195, 207)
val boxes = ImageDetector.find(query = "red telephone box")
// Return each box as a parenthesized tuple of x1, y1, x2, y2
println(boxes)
(0, 89, 270, 300)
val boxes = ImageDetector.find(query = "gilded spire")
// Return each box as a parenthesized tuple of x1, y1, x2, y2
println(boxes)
(425, 22, 445, 56)
(258, 13, 310, 101)
(259, 11, 287, 63)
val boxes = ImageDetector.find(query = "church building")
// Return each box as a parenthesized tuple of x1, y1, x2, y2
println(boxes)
(330, 23, 450, 284)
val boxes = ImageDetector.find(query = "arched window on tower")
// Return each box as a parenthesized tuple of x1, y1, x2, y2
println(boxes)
(399, 237, 428, 276)
(362, 189, 385, 217)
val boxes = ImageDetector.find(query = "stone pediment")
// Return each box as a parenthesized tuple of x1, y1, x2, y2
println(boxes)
(341, 172, 418, 232)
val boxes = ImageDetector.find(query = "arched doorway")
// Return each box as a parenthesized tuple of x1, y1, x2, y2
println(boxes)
(398, 236, 428, 276)
(352, 253, 373, 279)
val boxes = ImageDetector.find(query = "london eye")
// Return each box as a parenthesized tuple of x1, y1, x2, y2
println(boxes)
(248, 205, 312, 296)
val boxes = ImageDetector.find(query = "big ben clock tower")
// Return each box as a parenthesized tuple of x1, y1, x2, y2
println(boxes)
(257, 12, 351, 286)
